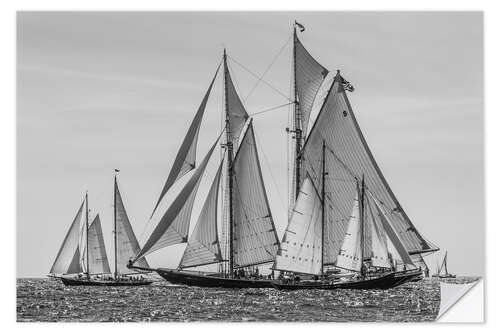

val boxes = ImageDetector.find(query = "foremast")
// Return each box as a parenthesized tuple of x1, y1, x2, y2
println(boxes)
(85, 191, 89, 278)
(293, 26, 302, 201)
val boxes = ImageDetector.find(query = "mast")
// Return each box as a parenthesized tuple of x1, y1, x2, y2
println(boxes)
(321, 140, 326, 277)
(293, 26, 302, 200)
(359, 175, 366, 278)
(85, 191, 89, 278)
(114, 171, 118, 279)
(223, 49, 235, 278)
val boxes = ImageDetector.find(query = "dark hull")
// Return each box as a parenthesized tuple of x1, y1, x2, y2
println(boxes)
(271, 272, 397, 290)
(155, 268, 275, 288)
(60, 276, 152, 287)
(432, 274, 456, 279)
(393, 270, 423, 287)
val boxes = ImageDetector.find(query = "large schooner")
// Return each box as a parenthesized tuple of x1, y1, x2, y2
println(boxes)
(49, 173, 152, 286)
(129, 22, 438, 289)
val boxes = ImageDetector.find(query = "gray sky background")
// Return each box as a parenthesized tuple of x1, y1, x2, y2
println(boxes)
(17, 12, 483, 277)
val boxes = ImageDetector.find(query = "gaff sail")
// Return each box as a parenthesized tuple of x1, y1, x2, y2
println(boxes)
(87, 214, 112, 274)
(151, 65, 220, 218)
(335, 192, 363, 272)
(179, 158, 224, 269)
(50, 199, 85, 275)
(224, 57, 249, 148)
(115, 180, 149, 274)
(135, 137, 220, 261)
(274, 176, 323, 275)
(301, 73, 437, 265)
(232, 121, 280, 268)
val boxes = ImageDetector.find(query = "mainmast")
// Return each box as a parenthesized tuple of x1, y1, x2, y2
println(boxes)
(85, 191, 89, 278)
(320, 140, 326, 277)
(114, 171, 118, 279)
(223, 49, 235, 278)
(293, 26, 302, 200)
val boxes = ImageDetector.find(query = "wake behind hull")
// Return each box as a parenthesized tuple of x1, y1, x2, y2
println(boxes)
(60, 276, 152, 287)
(155, 268, 275, 288)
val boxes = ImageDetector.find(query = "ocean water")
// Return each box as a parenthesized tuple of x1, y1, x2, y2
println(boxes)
(17, 277, 443, 322)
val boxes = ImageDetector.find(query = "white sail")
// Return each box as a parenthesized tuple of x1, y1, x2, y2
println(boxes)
(232, 121, 280, 268)
(151, 66, 220, 218)
(366, 198, 391, 268)
(87, 214, 112, 274)
(179, 158, 224, 269)
(135, 138, 219, 260)
(50, 199, 85, 275)
(294, 32, 328, 135)
(301, 74, 436, 265)
(367, 191, 414, 266)
(335, 192, 363, 272)
(224, 56, 248, 148)
(274, 176, 323, 275)
(115, 179, 149, 274)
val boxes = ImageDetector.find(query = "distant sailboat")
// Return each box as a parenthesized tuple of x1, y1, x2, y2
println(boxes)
(432, 251, 456, 279)
(49, 173, 152, 286)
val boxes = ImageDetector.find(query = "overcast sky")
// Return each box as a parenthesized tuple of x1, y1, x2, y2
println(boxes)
(17, 12, 483, 277)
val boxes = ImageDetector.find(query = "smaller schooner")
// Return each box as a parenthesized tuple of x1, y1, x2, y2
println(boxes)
(432, 251, 456, 279)
(49, 172, 152, 286)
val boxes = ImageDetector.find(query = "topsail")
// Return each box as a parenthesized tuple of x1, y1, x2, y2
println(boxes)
(151, 66, 220, 218)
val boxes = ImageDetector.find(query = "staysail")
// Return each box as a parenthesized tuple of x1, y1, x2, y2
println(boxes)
(224, 54, 249, 148)
(274, 176, 323, 275)
(179, 158, 224, 269)
(135, 137, 220, 260)
(335, 192, 363, 272)
(232, 121, 280, 268)
(151, 65, 220, 218)
(366, 197, 391, 268)
(87, 214, 112, 274)
(301, 73, 437, 265)
(50, 199, 85, 275)
(367, 191, 414, 266)
(115, 179, 149, 274)
(294, 31, 328, 135)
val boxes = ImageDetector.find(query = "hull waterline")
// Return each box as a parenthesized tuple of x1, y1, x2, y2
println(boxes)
(60, 276, 152, 287)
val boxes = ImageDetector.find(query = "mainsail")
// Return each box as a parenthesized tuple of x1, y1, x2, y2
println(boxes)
(87, 214, 112, 274)
(301, 73, 437, 265)
(224, 53, 249, 148)
(231, 122, 280, 268)
(294, 31, 328, 136)
(151, 65, 220, 218)
(274, 176, 323, 275)
(50, 199, 85, 275)
(179, 158, 224, 269)
(335, 192, 363, 272)
(135, 137, 220, 260)
(115, 179, 149, 274)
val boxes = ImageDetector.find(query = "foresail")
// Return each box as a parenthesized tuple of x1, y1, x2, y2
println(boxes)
(366, 197, 391, 268)
(50, 199, 85, 275)
(274, 176, 322, 275)
(294, 33, 328, 135)
(135, 138, 219, 260)
(224, 57, 249, 148)
(151, 65, 220, 218)
(232, 122, 280, 268)
(66, 247, 81, 274)
(368, 191, 414, 266)
(87, 214, 112, 274)
(335, 193, 363, 272)
(115, 180, 149, 274)
(179, 158, 224, 269)
(301, 74, 436, 265)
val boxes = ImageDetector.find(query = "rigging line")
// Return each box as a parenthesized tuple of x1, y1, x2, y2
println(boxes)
(244, 34, 293, 102)
(227, 55, 293, 103)
(249, 102, 294, 117)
